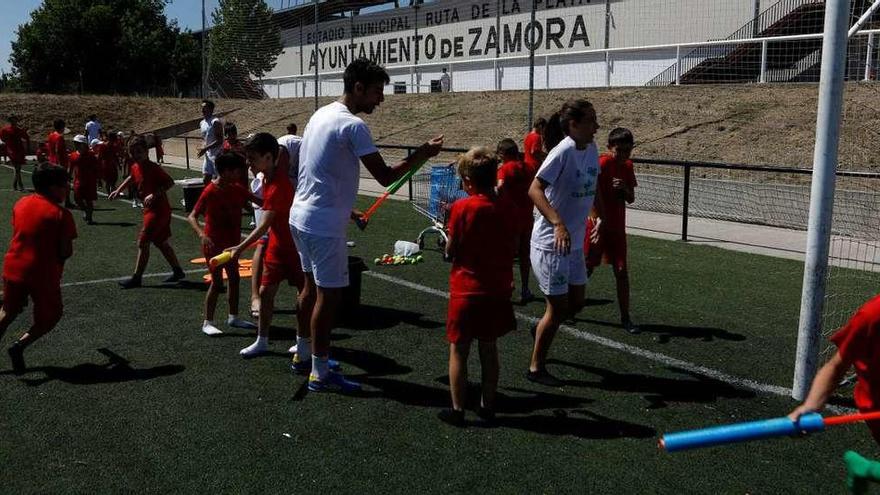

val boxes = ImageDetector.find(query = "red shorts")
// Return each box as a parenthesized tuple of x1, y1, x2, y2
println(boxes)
(261, 253, 304, 290)
(139, 210, 172, 246)
(2, 278, 63, 329)
(586, 221, 627, 271)
(446, 295, 515, 343)
(74, 183, 97, 202)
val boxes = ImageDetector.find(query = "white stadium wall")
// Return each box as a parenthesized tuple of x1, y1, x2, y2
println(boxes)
(260, 0, 795, 96)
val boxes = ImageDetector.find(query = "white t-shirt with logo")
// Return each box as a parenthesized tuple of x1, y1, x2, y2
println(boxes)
(530, 136, 600, 252)
(85, 120, 101, 142)
(200, 116, 222, 163)
(290, 101, 378, 238)
(277, 134, 302, 184)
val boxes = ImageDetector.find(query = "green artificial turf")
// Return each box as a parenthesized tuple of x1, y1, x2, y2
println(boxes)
(0, 163, 876, 493)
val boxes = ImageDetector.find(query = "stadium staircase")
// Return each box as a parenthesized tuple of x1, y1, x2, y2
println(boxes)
(645, 0, 872, 86)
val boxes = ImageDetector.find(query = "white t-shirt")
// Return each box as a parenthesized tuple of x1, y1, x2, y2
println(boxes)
(290, 101, 378, 238)
(251, 172, 265, 226)
(530, 136, 600, 252)
(200, 116, 222, 162)
(440, 73, 451, 92)
(85, 120, 101, 142)
(277, 134, 302, 184)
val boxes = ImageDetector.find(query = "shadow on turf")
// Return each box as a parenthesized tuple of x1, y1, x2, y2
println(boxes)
(573, 317, 746, 343)
(343, 304, 443, 331)
(3, 348, 184, 386)
(88, 221, 137, 227)
(547, 359, 755, 408)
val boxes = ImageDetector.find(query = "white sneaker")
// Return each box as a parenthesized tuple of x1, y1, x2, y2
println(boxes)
(288, 344, 298, 354)
(227, 315, 257, 329)
(202, 321, 223, 336)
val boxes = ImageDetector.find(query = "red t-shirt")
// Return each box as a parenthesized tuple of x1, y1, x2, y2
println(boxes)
(497, 159, 535, 225)
(0, 125, 28, 163)
(47, 131, 67, 168)
(523, 130, 543, 171)
(3, 194, 77, 285)
(69, 150, 99, 189)
(447, 193, 516, 297)
(130, 160, 173, 214)
(223, 139, 245, 157)
(262, 171, 296, 264)
(95, 142, 118, 170)
(831, 295, 880, 413)
(193, 182, 251, 248)
(596, 154, 637, 232)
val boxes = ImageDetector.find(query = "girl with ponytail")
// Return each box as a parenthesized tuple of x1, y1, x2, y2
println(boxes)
(526, 99, 602, 386)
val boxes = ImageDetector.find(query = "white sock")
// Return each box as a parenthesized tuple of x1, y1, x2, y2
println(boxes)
(227, 315, 257, 329)
(240, 336, 268, 357)
(296, 337, 311, 358)
(311, 354, 329, 380)
(202, 320, 223, 336)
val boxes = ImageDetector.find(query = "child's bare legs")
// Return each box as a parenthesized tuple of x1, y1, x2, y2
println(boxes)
(202, 267, 224, 335)
(7, 297, 63, 373)
(250, 243, 264, 316)
(226, 270, 240, 318)
(156, 241, 182, 272)
(448, 339, 471, 411)
(0, 306, 17, 340)
(613, 266, 638, 333)
(13, 165, 23, 190)
(83, 199, 94, 223)
(478, 339, 499, 412)
(529, 285, 584, 384)
(133, 244, 150, 277)
(293, 273, 316, 356)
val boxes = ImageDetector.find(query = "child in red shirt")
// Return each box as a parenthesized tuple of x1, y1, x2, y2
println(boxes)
(0, 115, 31, 191)
(496, 138, 536, 304)
(586, 128, 638, 334)
(95, 132, 121, 194)
(228, 133, 304, 358)
(109, 135, 186, 288)
(47, 119, 72, 207)
(522, 117, 547, 173)
(69, 135, 100, 224)
(791, 294, 880, 444)
(188, 152, 260, 336)
(1, 165, 77, 373)
(440, 147, 517, 426)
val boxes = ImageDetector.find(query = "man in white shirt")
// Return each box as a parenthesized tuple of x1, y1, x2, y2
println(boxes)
(85, 115, 101, 143)
(276, 122, 302, 185)
(290, 58, 443, 393)
(197, 100, 223, 184)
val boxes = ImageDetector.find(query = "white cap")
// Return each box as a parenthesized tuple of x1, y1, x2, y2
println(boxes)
(73, 134, 88, 144)
(117, 131, 125, 137)
(90, 139, 100, 147)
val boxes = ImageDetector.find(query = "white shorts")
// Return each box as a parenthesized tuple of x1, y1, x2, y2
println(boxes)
(530, 246, 587, 296)
(290, 225, 349, 288)
(203, 156, 216, 176)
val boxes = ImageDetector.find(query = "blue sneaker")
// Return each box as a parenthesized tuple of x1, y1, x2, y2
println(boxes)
(308, 372, 361, 393)
(290, 353, 341, 375)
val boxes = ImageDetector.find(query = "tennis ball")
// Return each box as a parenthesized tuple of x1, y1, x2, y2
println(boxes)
(374, 258, 381, 265)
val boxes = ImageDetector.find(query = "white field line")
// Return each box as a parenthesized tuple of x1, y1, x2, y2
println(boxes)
(364, 271, 799, 400)
(61, 268, 206, 288)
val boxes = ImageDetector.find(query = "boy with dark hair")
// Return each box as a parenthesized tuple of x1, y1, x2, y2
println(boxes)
(1, 165, 77, 373)
(223, 122, 244, 157)
(47, 119, 67, 169)
(228, 133, 304, 357)
(69, 134, 99, 224)
(290, 58, 442, 392)
(496, 138, 535, 304)
(0, 115, 30, 191)
(109, 136, 186, 288)
(440, 147, 517, 426)
(586, 127, 638, 334)
(188, 151, 258, 335)
(95, 132, 121, 194)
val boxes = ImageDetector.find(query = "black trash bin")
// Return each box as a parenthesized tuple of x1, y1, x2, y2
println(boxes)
(341, 256, 368, 322)
(181, 179, 205, 213)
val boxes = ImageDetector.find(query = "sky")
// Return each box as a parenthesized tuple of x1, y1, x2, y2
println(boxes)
(0, 0, 221, 74)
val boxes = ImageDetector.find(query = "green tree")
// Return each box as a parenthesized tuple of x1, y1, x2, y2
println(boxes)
(209, 0, 282, 81)
(9, 0, 200, 95)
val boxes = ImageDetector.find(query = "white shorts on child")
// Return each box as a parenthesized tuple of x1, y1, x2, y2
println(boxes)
(290, 225, 349, 288)
(530, 245, 587, 296)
